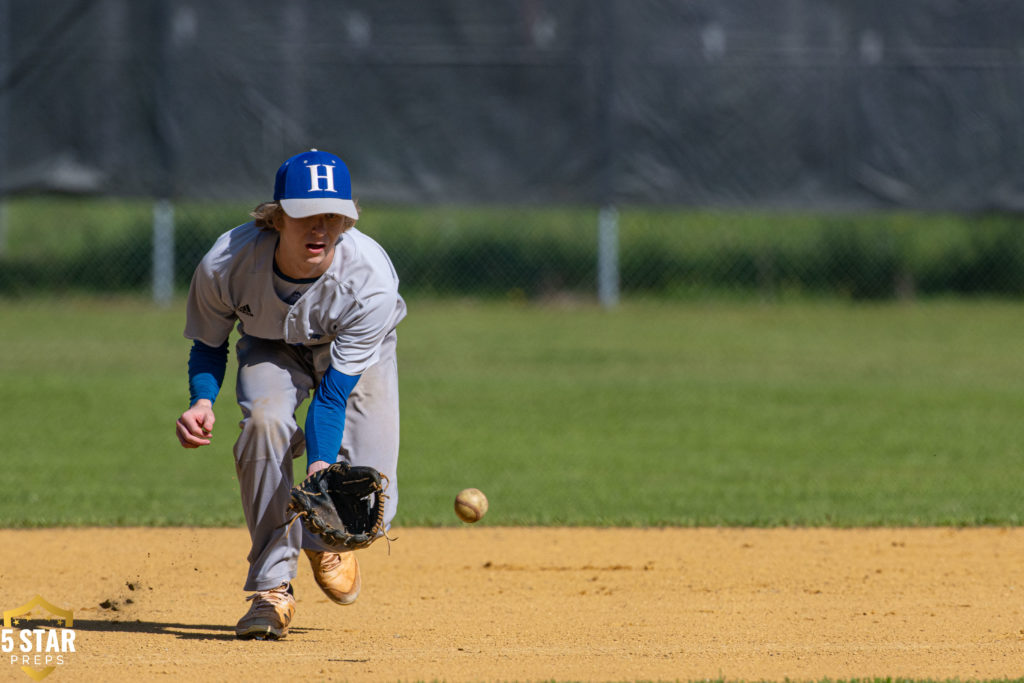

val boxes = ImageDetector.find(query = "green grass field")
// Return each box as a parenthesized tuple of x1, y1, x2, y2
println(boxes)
(1, 296, 1022, 528)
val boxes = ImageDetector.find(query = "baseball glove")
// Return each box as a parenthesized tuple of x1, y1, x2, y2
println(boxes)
(286, 463, 389, 551)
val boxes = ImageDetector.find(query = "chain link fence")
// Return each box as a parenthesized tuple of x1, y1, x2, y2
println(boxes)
(1, 196, 1023, 303)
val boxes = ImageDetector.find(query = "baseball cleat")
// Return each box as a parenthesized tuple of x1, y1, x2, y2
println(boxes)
(235, 583, 296, 640)
(305, 549, 361, 605)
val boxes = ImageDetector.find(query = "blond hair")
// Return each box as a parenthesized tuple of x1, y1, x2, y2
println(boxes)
(250, 201, 359, 232)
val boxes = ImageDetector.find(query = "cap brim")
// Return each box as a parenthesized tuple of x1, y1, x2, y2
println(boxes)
(280, 198, 358, 220)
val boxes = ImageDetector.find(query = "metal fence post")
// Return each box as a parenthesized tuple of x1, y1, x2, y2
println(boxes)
(153, 199, 175, 305)
(597, 204, 620, 308)
(151, 0, 180, 308)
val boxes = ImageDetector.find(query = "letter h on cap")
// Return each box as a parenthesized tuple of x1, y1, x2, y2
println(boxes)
(307, 164, 337, 193)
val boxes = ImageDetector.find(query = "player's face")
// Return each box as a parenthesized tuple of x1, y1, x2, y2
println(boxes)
(274, 212, 347, 279)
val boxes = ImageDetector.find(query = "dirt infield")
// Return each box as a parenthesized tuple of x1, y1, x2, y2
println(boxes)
(1, 527, 1023, 682)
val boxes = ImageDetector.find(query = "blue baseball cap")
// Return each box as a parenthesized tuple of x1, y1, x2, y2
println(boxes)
(273, 149, 359, 220)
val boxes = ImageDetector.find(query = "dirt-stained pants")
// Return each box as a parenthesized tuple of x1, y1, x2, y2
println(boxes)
(232, 331, 399, 592)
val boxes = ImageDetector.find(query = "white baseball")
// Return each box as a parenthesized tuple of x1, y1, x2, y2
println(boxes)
(454, 488, 488, 523)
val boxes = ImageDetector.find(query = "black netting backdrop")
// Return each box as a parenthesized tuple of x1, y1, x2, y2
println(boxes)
(4, 0, 1024, 210)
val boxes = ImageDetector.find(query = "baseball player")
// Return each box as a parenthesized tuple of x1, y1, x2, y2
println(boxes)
(174, 149, 405, 640)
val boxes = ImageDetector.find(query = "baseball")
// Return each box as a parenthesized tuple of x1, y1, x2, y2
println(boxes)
(454, 488, 488, 523)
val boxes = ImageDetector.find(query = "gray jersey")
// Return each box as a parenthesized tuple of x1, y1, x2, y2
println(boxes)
(184, 221, 406, 375)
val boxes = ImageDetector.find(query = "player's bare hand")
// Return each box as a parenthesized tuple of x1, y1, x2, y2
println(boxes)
(306, 460, 330, 478)
(176, 400, 216, 448)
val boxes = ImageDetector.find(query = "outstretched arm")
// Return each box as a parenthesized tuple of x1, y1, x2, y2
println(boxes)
(176, 340, 229, 449)
(305, 366, 360, 475)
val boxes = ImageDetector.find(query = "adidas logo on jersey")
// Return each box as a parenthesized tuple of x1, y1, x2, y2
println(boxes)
(238, 304, 254, 317)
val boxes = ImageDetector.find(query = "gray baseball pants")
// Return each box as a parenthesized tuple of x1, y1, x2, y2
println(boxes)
(232, 331, 400, 592)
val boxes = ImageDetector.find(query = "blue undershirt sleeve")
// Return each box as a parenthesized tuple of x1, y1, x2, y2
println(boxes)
(305, 367, 361, 470)
(187, 340, 229, 406)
